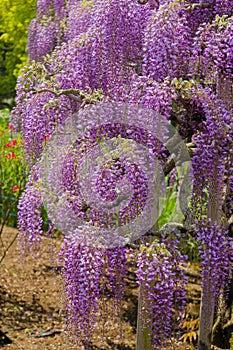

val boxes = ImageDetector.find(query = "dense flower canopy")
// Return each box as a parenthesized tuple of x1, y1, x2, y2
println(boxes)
(13, 0, 233, 348)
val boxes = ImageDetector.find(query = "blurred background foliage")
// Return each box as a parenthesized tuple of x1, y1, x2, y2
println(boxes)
(0, 109, 28, 227)
(0, 0, 36, 108)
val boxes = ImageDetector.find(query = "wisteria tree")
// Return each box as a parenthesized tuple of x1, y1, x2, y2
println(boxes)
(11, 0, 233, 349)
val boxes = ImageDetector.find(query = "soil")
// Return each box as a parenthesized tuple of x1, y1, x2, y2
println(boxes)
(0, 226, 202, 350)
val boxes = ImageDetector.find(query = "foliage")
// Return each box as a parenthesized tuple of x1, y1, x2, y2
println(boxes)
(0, 0, 37, 105)
(157, 171, 183, 228)
(0, 109, 27, 227)
(12, 0, 233, 349)
(181, 318, 199, 345)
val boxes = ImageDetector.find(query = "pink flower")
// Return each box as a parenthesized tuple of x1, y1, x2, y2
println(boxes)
(7, 152, 16, 158)
(13, 186, 20, 191)
(8, 124, 13, 130)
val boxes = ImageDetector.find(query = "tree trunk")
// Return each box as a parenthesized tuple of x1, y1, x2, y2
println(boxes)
(198, 289, 215, 350)
(136, 179, 160, 350)
(136, 284, 152, 350)
(212, 274, 233, 348)
(198, 165, 222, 350)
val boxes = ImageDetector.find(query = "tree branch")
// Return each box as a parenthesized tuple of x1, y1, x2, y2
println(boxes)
(33, 88, 84, 103)
(33, 87, 104, 105)
(163, 142, 196, 176)
(185, 2, 211, 11)
(0, 231, 18, 265)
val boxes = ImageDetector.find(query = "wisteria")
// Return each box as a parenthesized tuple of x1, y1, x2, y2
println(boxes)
(105, 246, 127, 316)
(18, 91, 72, 164)
(66, 0, 92, 41)
(195, 219, 233, 304)
(28, 18, 56, 62)
(28, 0, 66, 61)
(136, 236, 187, 347)
(191, 87, 233, 219)
(62, 237, 104, 342)
(214, 0, 233, 16)
(191, 16, 233, 84)
(142, 2, 192, 81)
(129, 76, 174, 118)
(13, 0, 233, 349)
(17, 186, 43, 252)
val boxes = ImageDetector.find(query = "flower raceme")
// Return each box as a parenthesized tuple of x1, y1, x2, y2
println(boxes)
(142, 1, 192, 82)
(62, 238, 127, 344)
(17, 186, 43, 253)
(195, 219, 233, 300)
(136, 236, 187, 347)
(191, 17, 233, 82)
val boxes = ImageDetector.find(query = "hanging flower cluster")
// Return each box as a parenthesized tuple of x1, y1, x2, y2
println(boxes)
(28, 0, 66, 61)
(62, 237, 104, 342)
(106, 247, 127, 301)
(62, 236, 129, 344)
(191, 87, 233, 219)
(214, 0, 233, 16)
(17, 186, 43, 252)
(195, 219, 233, 303)
(129, 76, 174, 118)
(65, 0, 93, 41)
(191, 16, 233, 82)
(53, 0, 154, 99)
(136, 236, 187, 347)
(142, 1, 192, 82)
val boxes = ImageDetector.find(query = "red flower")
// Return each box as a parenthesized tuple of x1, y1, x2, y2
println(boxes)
(8, 124, 13, 130)
(13, 186, 20, 191)
(4, 140, 17, 148)
(43, 135, 51, 141)
(7, 152, 16, 158)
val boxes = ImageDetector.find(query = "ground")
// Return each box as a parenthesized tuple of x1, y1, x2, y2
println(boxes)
(0, 226, 201, 350)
